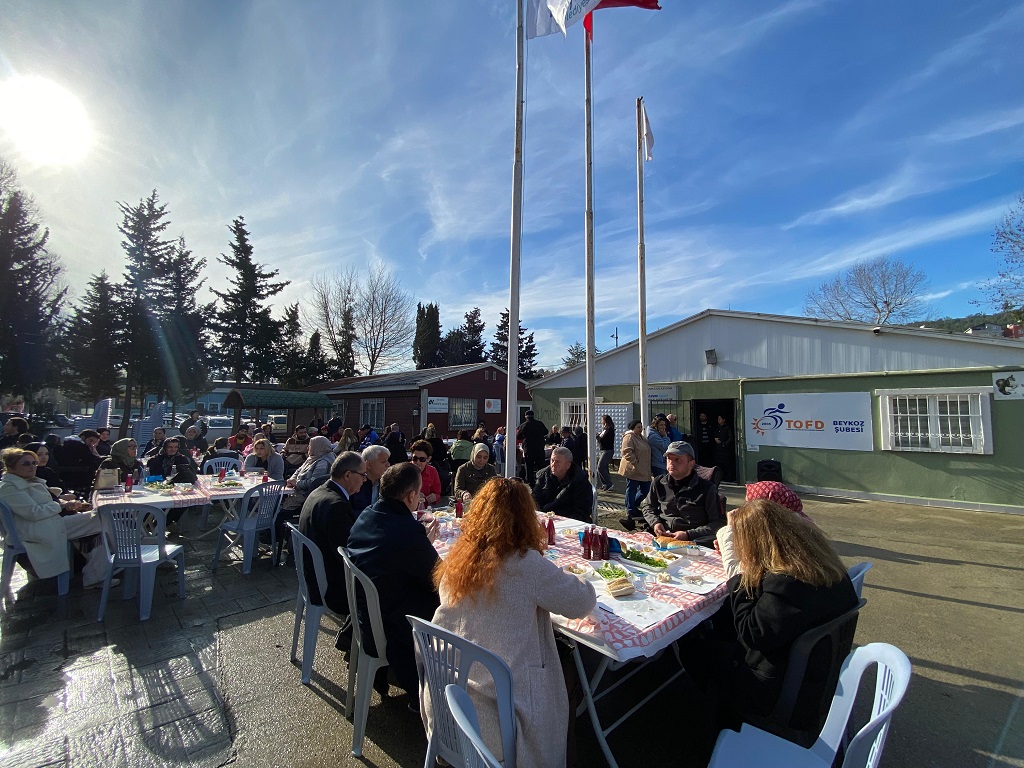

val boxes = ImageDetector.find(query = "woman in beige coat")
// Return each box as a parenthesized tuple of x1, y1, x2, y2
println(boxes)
(0, 448, 109, 587)
(427, 477, 597, 767)
(618, 419, 652, 530)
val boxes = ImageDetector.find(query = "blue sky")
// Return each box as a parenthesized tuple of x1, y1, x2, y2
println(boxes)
(1, 0, 1022, 369)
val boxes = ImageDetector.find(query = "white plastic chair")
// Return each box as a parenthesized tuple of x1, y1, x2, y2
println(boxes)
(0, 500, 70, 599)
(97, 504, 185, 621)
(201, 457, 242, 475)
(340, 546, 389, 757)
(709, 642, 912, 768)
(444, 684, 502, 768)
(408, 616, 517, 768)
(210, 481, 286, 574)
(848, 562, 873, 599)
(286, 522, 345, 685)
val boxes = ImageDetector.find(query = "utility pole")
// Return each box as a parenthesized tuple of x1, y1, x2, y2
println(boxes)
(610, 327, 619, 348)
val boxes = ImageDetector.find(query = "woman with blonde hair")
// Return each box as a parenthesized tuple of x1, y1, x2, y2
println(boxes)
(283, 436, 334, 511)
(682, 498, 858, 737)
(426, 477, 596, 767)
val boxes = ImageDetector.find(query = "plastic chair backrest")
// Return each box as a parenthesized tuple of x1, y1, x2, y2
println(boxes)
(815, 643, 912, 768)
(408, 616, 517, 766)
(848, 562, 873, 599)
(340, 547, 388, 661)
(0, 500, 25, 552)
(240, 481, 286, 527)
(768, 598, 866, 741)
(202, 457, 242, 474)
(131, 402, 166, 447)
(444, 684, 503, 768)
(286, 522, 327, 606)
(99, 504, 170, 565)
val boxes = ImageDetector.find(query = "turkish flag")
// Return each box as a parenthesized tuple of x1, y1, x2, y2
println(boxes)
(584, 0, 661, 39)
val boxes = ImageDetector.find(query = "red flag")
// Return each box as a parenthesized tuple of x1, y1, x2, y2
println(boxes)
(585, 1, 660, 39)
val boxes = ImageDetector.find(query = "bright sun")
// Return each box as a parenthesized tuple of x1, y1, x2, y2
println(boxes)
(0, 75, 93, 166)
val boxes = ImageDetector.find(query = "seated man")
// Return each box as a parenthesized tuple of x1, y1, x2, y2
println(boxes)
(453, 442, 498, 502)
(357, 423, 380, 450)
(350, 444, 391, 514)
(227, 426, 252, 452)
(297, 451, 366, 615)
(283, 424, 310, 477)
(346, 463, 440, 703)
(531, 446, 592, 522)
(641, 441, 723, 544)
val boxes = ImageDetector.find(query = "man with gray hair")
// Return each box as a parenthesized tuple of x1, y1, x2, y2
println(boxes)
(531, 445, 592, 522)
(350, 444, 391, 513)
(297, 451, 367, 616)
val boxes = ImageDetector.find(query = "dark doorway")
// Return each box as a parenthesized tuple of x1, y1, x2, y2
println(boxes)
(690, 399, 737, 482)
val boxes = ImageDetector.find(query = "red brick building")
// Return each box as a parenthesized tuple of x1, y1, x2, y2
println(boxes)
(309, 363, 532, 438)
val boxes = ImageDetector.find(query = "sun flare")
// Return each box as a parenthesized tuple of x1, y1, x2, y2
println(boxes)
(0, 75, 93, 166)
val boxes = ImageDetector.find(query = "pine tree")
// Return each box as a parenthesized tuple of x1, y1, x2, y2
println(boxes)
(438, 329, 468, 366)
(0, 162, 67, 395)
(488, 309, 511, 366)
(64, 271, 120, 402)
(488, 309, 538, 378)
(461, 307, 487, 363)
(276, 303, 308, 389)
(562, 341, 586, 370)
(413, 302, 442, 369)
(336, 304, 359, 377)
(157, 237, 212, 405)
(209, 217, 288, 387)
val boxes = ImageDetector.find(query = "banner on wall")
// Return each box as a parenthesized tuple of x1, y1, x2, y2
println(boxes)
(632, 384, 676, 402)
(993, 371, 1024, 400)
(484, 398, 502, 413)
(426, 396, 448, 413)
(744, 393, 873, 452)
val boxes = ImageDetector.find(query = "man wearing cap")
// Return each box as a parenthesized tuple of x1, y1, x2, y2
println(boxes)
(640, 441, 723, 545)
(357, 424, 380, 450)
(515, 409, 548, 480)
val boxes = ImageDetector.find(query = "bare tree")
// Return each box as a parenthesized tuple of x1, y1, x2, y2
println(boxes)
(980, 193, 1024, 323)
(356, 263, 415, 374)
(306, 267, 359, 369)
(804, 255, 928, 325)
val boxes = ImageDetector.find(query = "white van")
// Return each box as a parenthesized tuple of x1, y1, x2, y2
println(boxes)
(267, 414, 289, 434)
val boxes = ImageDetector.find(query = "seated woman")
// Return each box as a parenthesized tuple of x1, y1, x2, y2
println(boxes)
(449, 430, 474, 463)
(717, 481, 812, 578)
(97, 438, 143, 485)
(242, 438, 285, 481)
(680, 498, 858, 735)
(0, 448, 109, 587)
(24, 441, 66, 497)
(141, 427, 166, 457)
(202, 438, 240, 470)
(282, 436, 334, 512)
(384, 429, 407, 465)
(452, 442, 498, 502)
(147, 438, 198, 484)
(180, 426, 209, 455)
(426, 477, 597, 767)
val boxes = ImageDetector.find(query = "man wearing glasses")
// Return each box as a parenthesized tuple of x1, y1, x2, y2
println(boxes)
(297, 451, 367, 616)
(408, 440, 442, 507)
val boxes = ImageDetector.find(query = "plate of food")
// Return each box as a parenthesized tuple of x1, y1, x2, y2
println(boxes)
(615, 546, 669, 573)
(564, 562, 593, 577)
(213, 480, 244, 488)
(594, 561, 631, 581)
(144, 481, 174, 491)
(674, 569, 726, 595)
(653, 536, 705, 558)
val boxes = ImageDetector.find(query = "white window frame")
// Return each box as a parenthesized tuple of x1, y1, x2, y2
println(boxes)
(448, 398, 478, 430)
(360, 398, 385, 430)
(876, 387, 993, 455)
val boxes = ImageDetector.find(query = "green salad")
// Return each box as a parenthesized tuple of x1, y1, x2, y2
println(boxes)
(595, 562, 629, 580)
(620, 549, 668, 568)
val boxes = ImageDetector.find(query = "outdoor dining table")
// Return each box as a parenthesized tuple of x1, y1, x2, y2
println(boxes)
(427, 510, 729, 768)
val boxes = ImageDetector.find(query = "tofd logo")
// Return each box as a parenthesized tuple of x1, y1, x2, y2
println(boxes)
(751, 403, 827, 437)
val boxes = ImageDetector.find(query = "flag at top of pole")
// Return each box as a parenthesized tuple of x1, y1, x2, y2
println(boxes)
(528, 0, 662, 39)
(642, 101, 654, 161)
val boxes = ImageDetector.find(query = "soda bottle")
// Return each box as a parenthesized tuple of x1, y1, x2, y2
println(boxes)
(583, 527, 592, 559)
(239, 465, 246, 477)
(124, 475, 133, 493)
(261, 473, 269, 483)
(546, 518, 556, 545)
(600, 528, 610, 560)
(218, 468, 226, 481)
(455, 499, 463, 519)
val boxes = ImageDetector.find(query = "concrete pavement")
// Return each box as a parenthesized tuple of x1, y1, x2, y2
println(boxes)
(0, 489, 1021, 767)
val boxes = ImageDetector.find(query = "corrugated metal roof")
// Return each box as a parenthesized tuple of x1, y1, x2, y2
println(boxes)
(222, 389, 336, 409)
(315, 363, 524, 394)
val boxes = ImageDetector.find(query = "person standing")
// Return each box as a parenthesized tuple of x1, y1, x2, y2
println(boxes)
(666, 414, 684, 443)
(646, 417, 670, 480)
(515, 410, 548, 482)
(596, 415, 615, 491)
(713, 414, 734, 481)
(617, 420, 651, 531)
(179, 410, 208, 439)
(695, 412, 714, 465)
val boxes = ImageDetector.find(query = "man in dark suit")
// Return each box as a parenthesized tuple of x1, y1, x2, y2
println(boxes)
(297, 451, 367, 616)
(515, 409, 548, 480)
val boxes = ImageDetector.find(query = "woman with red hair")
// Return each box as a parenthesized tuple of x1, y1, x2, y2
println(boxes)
(426, 477, 596, 767)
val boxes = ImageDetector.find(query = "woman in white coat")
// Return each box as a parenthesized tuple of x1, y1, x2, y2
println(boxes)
(427, 477, 597, 767)
(0, 448, 108, 587)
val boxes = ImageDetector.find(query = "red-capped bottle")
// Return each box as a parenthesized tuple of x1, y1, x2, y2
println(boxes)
(218, 467, 226, 481)
(455, 499, 463, 519)
(546, 518, 556, 545)
(584, 527, 594, 559)
(261, 473, 269, 483)
(124, 475, 133, 493)
(600, 528, 610, 560)
(581, 527, 590, 558)
(239, 465, 246, 477)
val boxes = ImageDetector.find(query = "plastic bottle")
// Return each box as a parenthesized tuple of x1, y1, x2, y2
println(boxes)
(546, 518, 556, 545)
(239, 465, 246, 477)
(455, 499, 463, 519)
(600, 528, 610, 560)
(218, 467, 226, 481)
(124, 475, 133, 493)
(261, 473, 269, 483)
(583, 527, 593, 559)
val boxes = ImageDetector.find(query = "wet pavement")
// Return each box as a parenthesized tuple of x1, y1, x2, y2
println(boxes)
(1, 489, 1022, 767)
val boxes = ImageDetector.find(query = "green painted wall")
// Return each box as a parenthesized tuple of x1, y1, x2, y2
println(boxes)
(742, 370, 1023, 510)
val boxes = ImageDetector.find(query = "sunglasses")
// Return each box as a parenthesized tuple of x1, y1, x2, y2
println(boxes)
(411, 456, 429, 463)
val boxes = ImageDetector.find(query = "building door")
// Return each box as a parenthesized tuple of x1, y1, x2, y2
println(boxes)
(690, 399, 738, 482)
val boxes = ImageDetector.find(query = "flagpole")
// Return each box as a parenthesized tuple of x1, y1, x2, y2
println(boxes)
(583, 15, 599, 524)
(505, 0, 525, 479)
(636, 97, 649, 427)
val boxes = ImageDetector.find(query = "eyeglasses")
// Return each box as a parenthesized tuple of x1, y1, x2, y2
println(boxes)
(411, 456, 429, 463)
(349, 470, 369, 478)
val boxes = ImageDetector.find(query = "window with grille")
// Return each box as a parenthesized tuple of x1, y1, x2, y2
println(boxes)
(360, 398, 385, 430)
(448, 398, 477, 429)
(877, 387, 992, 454)
(560, 398, 588, 430)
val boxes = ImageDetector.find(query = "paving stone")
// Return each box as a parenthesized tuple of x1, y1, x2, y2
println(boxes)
(65, 719, 126, 768)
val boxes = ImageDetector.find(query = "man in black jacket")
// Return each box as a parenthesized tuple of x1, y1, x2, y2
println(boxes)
(515, 409, 548, 480)
(641, 441, 723, 544)
(297, 451, 366, 615)
(531, 446, 593, 522)
(178, 410, 208, 439)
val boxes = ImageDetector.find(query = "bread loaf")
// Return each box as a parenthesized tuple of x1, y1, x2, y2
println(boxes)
(606, 576, 635, 597)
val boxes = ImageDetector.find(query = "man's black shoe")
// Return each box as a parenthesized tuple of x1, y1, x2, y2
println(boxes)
(619, 517, 636, 531)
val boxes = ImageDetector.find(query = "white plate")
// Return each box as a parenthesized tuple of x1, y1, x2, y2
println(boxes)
(673, 569, 726, 595)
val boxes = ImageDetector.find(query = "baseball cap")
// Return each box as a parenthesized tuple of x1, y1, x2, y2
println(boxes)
(664, 441, 695, 459)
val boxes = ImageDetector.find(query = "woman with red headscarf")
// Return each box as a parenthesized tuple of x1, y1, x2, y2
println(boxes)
(717, 480, 813, 578)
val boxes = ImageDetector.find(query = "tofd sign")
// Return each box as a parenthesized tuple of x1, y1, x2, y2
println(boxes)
(745, 393, 873, 452)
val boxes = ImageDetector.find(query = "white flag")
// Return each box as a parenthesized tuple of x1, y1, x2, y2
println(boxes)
(642, 102, 654, 161)
(526, 0, 603, 39)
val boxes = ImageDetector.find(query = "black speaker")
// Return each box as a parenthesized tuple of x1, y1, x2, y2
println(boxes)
(756, 459, 783, 482)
